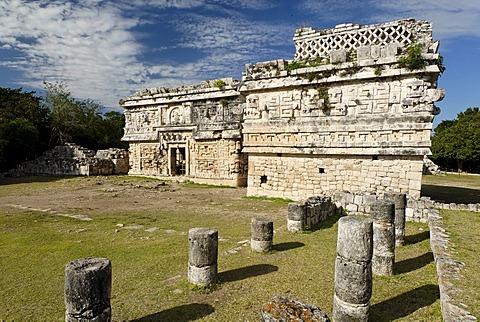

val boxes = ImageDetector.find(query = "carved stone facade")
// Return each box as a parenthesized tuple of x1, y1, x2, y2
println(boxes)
(120, 19, 443, 199)
(120, 78, 247, 186)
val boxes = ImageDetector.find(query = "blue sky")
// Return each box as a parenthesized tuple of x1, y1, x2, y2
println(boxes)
(1, 0, 479, 127)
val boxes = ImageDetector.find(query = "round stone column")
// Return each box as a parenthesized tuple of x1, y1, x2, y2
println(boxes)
(251, 217, 273, 252)
(287, 202, 305, 232)
(384, 193, 407, 246)
(188, 228, 218, 286)
(333, 216, 373, 322)
(371, 200, 396, 276)
(65, 257, 111, 322)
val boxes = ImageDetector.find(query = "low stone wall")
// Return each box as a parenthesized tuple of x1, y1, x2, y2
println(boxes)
(428, 208, 477, 321)
(3, 143, 129, 177)
(331, 191, 480, 223)
(287, 196, 339, 232)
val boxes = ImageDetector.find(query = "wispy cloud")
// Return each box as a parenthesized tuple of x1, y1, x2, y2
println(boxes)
(300, 0, 480, 39)
(1, 0, 478, 111)
(372, 0, 480, 38)
(0, 0, 290, 109)
(0, 0, 145, 107)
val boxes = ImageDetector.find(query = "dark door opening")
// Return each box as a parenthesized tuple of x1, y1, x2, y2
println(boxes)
(170, 147, 186, 176)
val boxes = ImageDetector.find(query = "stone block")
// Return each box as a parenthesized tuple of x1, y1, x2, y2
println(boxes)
(330, 49, 347, 64)
(357, 46, 371, 60)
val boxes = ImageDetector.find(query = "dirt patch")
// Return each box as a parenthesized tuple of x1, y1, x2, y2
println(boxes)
(0, 175, 286, 223)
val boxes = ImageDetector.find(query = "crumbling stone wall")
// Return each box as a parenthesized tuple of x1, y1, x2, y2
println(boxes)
(121, 19, 443, 197)
(3, 143, 128, 177)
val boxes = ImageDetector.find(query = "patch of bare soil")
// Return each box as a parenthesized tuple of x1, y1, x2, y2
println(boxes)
(0, 176, 285, 222)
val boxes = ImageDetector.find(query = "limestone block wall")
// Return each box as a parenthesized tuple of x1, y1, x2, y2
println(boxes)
(241, 19, 443, 200)
(247, 154, 423, 200)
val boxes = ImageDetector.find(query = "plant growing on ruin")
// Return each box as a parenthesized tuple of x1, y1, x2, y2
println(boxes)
(317, 85, 330, 108)
(285, 56, 328, 75)
(339, 63, 362, 77)
(436, 54, 446, 74)
(374, 66, 383, 76)
(214, 79, 225, 89)
(397, 42, 426, 71)
(346, 49, 357, 62)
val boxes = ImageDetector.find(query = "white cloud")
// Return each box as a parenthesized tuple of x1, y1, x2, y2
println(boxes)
(0, 0, 147, 108)
(3, 0, 477, 112)
(0, 0, 294, 110)
(371, 0, 480, 38)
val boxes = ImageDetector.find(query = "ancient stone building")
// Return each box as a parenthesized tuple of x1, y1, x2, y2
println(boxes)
(120, 19, 444, 200)
(120, 78, 247, 186)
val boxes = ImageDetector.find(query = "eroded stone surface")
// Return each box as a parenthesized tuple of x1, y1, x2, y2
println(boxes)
(120, 19, 443, 201)
(65, 258, 111, 322)
(261, 295, 330, 322)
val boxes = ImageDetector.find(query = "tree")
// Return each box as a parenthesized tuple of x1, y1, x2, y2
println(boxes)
(431, 107, 480, 172)
(98, 111, 127, 149)
(43, 81, 126, 151)
(0, 88, 50, 172)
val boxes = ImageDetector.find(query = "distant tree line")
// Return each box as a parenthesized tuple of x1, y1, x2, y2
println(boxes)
(0, 82, 127, 172)
(431, 107, 480, 173)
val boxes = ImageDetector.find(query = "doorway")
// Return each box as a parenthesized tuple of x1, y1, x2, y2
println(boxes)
(170, 147, 186, 176)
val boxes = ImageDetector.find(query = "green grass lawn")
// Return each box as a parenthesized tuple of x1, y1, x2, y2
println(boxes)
(422, 173, 480, 204)
(0, 176, 446, 321)
(440, 209, 480, 318)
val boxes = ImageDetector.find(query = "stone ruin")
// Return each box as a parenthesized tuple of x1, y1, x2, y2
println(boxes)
(3, 143, 129, 177)
(120, 18, 444, 201)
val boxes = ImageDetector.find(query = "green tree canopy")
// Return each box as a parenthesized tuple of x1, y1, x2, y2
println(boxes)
(43, 82, 125, 151)
(432, 107, 480, 172)
(0, 88, 50, 172)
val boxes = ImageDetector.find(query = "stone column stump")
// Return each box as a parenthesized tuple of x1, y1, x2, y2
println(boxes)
(333, 216, 373, 322)
(287, 202, 305, 232)
(384, 193, 407, 246)
(371, 200, 396, 276)
(251, 217, 273, 252)
(188, 228, 218, 286)
(65, 257, 111, 322)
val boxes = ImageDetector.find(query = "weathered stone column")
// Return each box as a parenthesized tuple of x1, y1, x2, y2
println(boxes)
(333, 216, 373, 322)
(251, 217, 273, 252)
(65, 257, 111, 322)
(287, 202, 305, 232)
(371, 200, 396, 276)
(384, 193, 407, 246)
(188, 228, 218, 286)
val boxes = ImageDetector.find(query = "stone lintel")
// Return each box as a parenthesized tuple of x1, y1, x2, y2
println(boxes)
(242, 147, 431, 156)
(121, 88, 240, 108)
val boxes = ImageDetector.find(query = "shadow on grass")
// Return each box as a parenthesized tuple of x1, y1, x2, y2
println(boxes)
(370, 284, 439, 321)
(395, 252, 434, 275)
(131, 303, 214, 322)
(0, 175, 65, 186)
(219, 264, 278, 283)
(272, 241, 305, 252)
(307, 213, 345, 232)
(422, 184, 480, 204)
(405, 230, 430, 245)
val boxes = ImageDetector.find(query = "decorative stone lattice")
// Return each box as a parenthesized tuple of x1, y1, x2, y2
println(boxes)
(293, 19, 432, 60)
